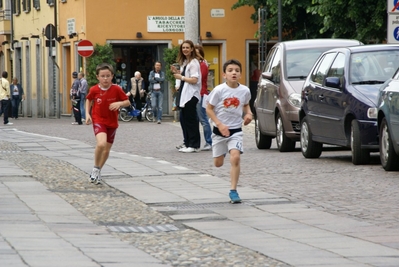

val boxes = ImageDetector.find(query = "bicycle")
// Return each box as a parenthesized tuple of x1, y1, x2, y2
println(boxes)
(119, 92, 154, 122)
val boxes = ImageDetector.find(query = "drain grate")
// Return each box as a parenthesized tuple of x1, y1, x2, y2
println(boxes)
(107, 224, 179, 233)
(0, 150, 22, 153)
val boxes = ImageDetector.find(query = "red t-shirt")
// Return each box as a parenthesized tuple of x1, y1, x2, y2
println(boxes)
(86, 84, 128, 128)
(200, 60, 209, 96)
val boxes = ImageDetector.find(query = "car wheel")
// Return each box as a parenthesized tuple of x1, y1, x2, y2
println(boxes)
(351, 120, 370, 165)
(379, 118, 399, 171)
(276, 113, 296, 152)
(300, 116, 322, 158)
(119, 108, 133, 122)
(255, 115, 272, 149)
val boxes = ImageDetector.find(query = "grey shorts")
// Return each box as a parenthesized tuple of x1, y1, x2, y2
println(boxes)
(212, 131, 244, 158)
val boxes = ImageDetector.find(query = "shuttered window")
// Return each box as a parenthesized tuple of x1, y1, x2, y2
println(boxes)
(13, 0, 20, 15)
(33, 0, 40, 10)
(22, 0, 31, 12)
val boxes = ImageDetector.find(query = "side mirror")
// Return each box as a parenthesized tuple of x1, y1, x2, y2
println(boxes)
(325, 77, 341, 89)
(261, 71, 272, 80)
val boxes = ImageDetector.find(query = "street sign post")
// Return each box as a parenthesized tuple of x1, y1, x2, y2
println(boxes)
(77, 40, 94, 57)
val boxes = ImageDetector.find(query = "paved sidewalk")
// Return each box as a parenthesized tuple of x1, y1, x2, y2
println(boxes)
(1, 126, 399, 266)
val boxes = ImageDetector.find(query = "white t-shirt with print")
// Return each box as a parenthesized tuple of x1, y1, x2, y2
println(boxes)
(208, 82, 251, 129)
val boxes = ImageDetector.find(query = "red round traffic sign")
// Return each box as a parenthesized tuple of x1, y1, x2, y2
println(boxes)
(77, 40, 94, 57)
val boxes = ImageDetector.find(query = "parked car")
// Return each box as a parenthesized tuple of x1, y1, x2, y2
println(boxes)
(377, 68, 399, 171)
(300, 45, 399, 165)
(254, 39, 362, 152)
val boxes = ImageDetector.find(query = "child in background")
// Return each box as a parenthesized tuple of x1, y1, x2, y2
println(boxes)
(85, 63, 130, 184)
(206, 59, 253, 203)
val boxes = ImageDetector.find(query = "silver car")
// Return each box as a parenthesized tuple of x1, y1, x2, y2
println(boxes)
(254, 39, 362, 152)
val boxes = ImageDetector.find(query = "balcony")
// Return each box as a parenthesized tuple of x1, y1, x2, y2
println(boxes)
(0, 9, 11, 35)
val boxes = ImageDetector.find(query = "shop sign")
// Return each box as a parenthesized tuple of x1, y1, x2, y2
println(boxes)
(147, 16, 185, 32)
(67, 18, 75, 35)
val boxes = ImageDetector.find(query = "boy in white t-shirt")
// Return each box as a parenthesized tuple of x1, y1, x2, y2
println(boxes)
(206, 59, 253, 203)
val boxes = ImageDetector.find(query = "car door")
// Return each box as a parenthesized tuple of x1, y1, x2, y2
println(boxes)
(317, 52, 347, 141)
(387, 76, 399, 143)
(256, 46, 280, 135)
(305, 52, 337, 138)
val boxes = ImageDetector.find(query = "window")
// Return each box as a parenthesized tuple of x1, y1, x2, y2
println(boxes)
(22, 0, 31, 12)
(310, 53, 336, 85)
(13, 0, 21, 15)
(33, 0, 40, 10)
(0, 0, 3, 8)
(270, 48, 281, 83)
(46, 0, 54, 6)
(327, 53, 345, 79)
(262, 47, 277, 73)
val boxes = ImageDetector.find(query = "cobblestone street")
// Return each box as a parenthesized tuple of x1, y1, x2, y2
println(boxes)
(1, 116, 399, 266)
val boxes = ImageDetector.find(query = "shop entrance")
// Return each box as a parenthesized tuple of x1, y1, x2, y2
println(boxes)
(113, 45, 157, 92)
(112, 44, 169, 114)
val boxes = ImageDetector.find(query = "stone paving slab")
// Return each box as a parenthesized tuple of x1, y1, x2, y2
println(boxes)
(0, 177, 169, 267)
(2, 125, 399, 266)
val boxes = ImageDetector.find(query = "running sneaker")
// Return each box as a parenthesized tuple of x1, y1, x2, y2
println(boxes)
(229, 190, 242, 204)
(180, 147, 200, 153)
(89, 167, 101, 184)
(176, 143, 186, 150)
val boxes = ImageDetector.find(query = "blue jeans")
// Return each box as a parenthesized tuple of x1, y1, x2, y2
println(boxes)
(197, 96, 212, 145)
(151, 90, 163, 121)
(80, 93, 86, 120)
(11, 95, 21, 118)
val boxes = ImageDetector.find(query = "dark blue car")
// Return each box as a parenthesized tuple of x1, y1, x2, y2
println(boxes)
(377, 68, 399, 171)
(299, 45, 399, 165)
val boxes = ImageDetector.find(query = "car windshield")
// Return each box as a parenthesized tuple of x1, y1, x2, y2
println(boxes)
(350, 50, 399, 84)
(286, 48, 335, 79)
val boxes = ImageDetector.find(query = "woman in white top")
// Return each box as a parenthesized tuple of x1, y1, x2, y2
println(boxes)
(171, 40, 202, 153)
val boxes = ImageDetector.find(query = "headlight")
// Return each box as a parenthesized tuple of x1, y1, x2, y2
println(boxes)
(367, 108, 378, 119)
(288, 93, 301, 108)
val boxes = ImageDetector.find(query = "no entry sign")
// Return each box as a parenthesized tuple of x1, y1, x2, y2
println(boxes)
(77, 40, 94, 57)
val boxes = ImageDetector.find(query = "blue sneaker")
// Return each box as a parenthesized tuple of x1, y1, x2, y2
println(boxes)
(229, 190, 241, 204)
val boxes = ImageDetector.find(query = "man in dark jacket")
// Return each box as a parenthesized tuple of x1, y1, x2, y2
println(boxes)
(70, 71, 82, 125)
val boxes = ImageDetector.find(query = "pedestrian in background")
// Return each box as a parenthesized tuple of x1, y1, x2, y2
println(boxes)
(85, 63, 130, 184)
(195, 45, 212, 151)
(148, 61, 165, 124)
(79, 72, 88, 122)
(127, 71, 146, 122)
(0, 71, 12, 125)
(171, 40, 201, 153)
(10, 77, 24, 119)
(206, 59, 252, 203)
(70, 71, 82, 125)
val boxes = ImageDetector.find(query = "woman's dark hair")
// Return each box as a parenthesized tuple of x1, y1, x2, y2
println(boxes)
(2, 71, 8, 78)
(194, 45, 205, 60)
(177, 40, 201, 65)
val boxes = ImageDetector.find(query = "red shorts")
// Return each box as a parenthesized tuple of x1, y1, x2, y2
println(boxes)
(93, 123, 117, 144)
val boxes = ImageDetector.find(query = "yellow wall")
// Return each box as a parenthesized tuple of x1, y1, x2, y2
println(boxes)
(58, 0, 258, 80)
(7, 0, 259, 116)
(8, 3, 55, 117)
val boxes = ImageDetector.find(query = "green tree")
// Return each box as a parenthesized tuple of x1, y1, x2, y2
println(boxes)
(162, 45, 180, 94)
(232, 0, 387, 43)
(308, 0, 386, 43)
(86, 43, 115, 87)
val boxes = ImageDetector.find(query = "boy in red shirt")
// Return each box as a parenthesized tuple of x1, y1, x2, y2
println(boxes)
(85, 63, 130, 184)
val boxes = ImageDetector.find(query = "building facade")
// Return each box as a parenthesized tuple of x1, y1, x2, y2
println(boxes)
(0, 0, 266, 118)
